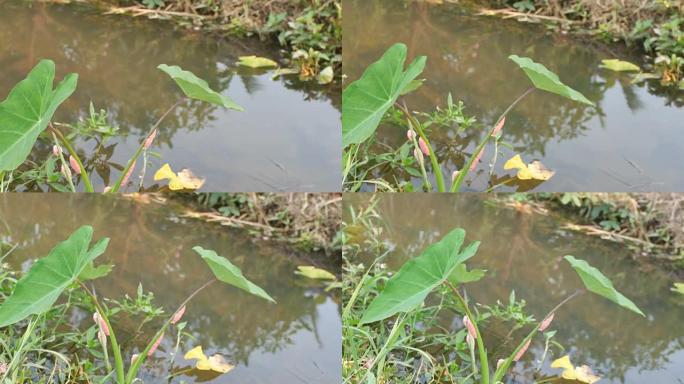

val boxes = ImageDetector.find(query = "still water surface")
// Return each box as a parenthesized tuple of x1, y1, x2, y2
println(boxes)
(0, 1, 341, 191)
(0, 194, 341, 383)
(344, 0, 684, 192)
(344, 193, 684, 383)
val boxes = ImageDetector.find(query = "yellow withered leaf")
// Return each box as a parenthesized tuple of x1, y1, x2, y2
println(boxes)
(551, 355, 601, 383)
(184, 346, 234, 374)
(504, 154, 555, 181)
(154, 163, 205, 191)
(238, 56, 278, 68)
(504, 154, 526, 171)
(575, 365, 601, 384)
(295, 266, 336, 280)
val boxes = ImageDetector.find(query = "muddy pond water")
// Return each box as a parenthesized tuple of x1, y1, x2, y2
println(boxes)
(344, 0, 684, 192)
(0, 194, 341, 383)
(0, 1, 341, 192)
(344, 194, 684, 383)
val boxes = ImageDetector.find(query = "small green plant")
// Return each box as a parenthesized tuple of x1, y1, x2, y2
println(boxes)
(354, 228, 644, 384)
(0, 60, 243, 193)
(0, 226, 275, 383)
(342, 43, 595, 192)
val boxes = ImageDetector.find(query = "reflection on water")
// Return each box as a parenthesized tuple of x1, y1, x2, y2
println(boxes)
(0, 1, 341, 192)
(0, 194, 341, 384)
(344, 193, 684, 383)
(344, 0, 684, 192)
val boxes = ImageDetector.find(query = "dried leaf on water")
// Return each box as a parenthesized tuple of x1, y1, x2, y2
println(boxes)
(295, 266, 336, 280)
(238, 56, 278, 68)
(504, 154, 555, 181)
(154, 163, 205, 191)
(184, 346, 234, 374)
(551, 355, 601, 383)
(599, 59, 640, 72)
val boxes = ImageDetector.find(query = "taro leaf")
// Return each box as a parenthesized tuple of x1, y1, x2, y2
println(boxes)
(564, 255, 644, 316)
(0, 60, 78, 171)
(400, 79, 425, 96)
(193, 246, 275, 303)
(295, 266, 336, 280)
(599, 59, 640, 72)
(79, 263, 114, 281)
(157, 64, 243, 111)
(342, 43, 426, 147)
(509, 55, 594, 106)
(448, 264, 486, 285)
(0, 226, 109, 327)
(360, 229, 480, 324)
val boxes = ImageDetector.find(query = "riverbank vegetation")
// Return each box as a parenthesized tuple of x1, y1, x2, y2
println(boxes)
(342, 198, 648, 383)
(480, 0, 684, 89)
(176, 192, 342, 255)
(517, 193, 684, 271)
(56, 0, 341, 82)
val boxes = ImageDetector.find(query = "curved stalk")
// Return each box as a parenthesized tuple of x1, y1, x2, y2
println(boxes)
(124, 279, 216, 383)
(409, 134, 432, 190)
(50, 132, 76, 192)
(109, 99, 184, 193)
(398, 103, 446, 191)
(49, 125, 94, 192)
(78, 282, 125, 384)
(450, 87, 535, 192)
(492, 290, 585, 382)
(445, 282, 489, 384)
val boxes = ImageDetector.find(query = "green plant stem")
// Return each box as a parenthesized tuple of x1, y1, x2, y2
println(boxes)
(410, 135, 432, 191)
(492, 289, 585, 382)
(2, 316, 38, 382)
(445, 281, 489, 384)
(109, 98, 184, 193)
(342, 249, 390, 319)
(78, 281, 125, 384)
(124, 278, 216, 384)
(50, 132, 76, 192)
(48, 124, 94, 192)
(102, 338, 112, 373)
(398, 103, 446, 192)
(450, 87, 536, 192)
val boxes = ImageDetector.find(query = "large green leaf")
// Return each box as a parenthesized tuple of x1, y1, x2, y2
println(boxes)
(193, 246, 275, 303)
(360, 229, 480, 324)
(564, 255, 644, 316)
(509, 55, 595, 106)
(342, 43, 426, 147)
(0, 226, 109, 327)
(0, 60, 78, 171)
(157, 64, 244, 111)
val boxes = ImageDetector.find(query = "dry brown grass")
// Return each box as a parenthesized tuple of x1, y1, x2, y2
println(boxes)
(484, 0, 681, 38)
(544, 193, 684, 264)
(181, 193, 342, 254)
(96, 0, 307, 29)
